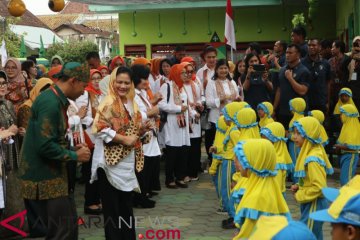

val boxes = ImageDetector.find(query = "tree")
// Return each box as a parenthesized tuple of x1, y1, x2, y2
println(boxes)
(0, 17, 21, 58)
(45, 40, 98, 63)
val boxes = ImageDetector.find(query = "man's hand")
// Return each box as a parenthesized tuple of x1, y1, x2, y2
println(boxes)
(18, 127, 26, 136)
(76, 145, 91, 162)
(285, 69, 293, 81)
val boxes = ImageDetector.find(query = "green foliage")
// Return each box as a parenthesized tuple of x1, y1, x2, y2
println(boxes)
(0, 17, 21, 58)
(292, 13, 306, 28)
(45, 40, 98, 63)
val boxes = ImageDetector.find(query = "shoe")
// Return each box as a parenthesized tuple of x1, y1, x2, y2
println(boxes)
(222, 221, 236, 229)
(184, 176, 191, 183)
(216, 208, 228, 215)
(166, 182, 178, 189)
(133, 197, 156, 208)
(84, 206, 102, 215)
(146, 192, 159, 198)
(222, 217, 233, 226)
(175, 180, 188, 188)
(190, 177, 199, 181)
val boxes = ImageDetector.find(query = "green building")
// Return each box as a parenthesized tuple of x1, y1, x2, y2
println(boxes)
(75, 0, 359, 60)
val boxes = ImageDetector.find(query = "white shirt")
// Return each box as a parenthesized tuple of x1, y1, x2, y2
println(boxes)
(153, 75, 168, 94)
(183, 83, 202, 138)
(75, 91, 103, 143)
(134, 89, 161, 157)
(90, 102, 140, 192)
(158, 81, 191, 147)
(148, 74, 161, 93)
(196, 64, 215, 92)
(205, 79, 239, 123)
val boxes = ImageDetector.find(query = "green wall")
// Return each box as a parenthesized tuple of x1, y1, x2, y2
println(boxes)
(336, 0, 360, 47)
(119, 4, 336, 57)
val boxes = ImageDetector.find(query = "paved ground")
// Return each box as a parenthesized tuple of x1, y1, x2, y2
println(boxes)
(27, 153, 345, 240)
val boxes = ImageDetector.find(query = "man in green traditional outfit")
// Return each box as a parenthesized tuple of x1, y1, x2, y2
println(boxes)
(19, 62, 91, 240)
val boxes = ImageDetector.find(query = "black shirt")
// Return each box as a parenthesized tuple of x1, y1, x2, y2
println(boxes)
(278, 62, 311, 115)
(242, 74, 271, 110)
(299, 42, 308, 58)
(301, 55, 331, 110)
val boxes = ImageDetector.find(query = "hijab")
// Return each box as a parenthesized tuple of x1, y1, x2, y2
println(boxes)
(257, 101, 274, 128)
(5, 58, 23, 83)
(289, 97, 306, 131)
(86, 69, 102, 95)
(333, 88, 358, 114)
(337, 104, 360, 150)
(234, 139, 290, 225)
(308, 110, 329, 146)
(51, 55, 64, 66)
(110, 56, 125, 71)
(234, 108, 261, 140)
(22, 78, 53, 108)
(212, 116, 228, 161)
(293, 117, 334, 178)
(260, 122, 293, 171)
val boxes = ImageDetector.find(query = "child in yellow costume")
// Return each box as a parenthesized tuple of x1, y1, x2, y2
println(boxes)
(231, 107, 261, 227)
(333, 88, 358, 115)
(288, 97, 306, 183)
(308, 110, 329, 146)
(260, 122, 293, 196)
(291, 117, 334, 240)
(209, 116, 228, 213)
(334, 104, 360, 186)
(233, 139, 291, 239)
(210, 101, 250, 228)
(257, 101, 274, 128)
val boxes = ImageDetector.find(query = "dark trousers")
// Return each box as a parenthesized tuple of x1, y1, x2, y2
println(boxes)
(97, 168, 136, 240)
(82, 152, 101, 207)
(165, 145, 189, 184)
(277, 114, 292, 130)
(204, 123, 216, 162)
(188, 137, 202, 178)
(24, 199, 47, 238)
(143, 155, 161, 192)
(25, 195, 78, 240)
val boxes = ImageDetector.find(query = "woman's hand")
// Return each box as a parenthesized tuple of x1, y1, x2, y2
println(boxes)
(151, 93, 163, 105)
(139, 120, 152, 136)
(262, 71, 269, 82)
(147, 106, 159, 118)
(8, 124, 18, 135)
(78, 106, 87, 119)
(120, 135, 139, 147)
(0, 129, 14, 140)
(181, 105, 188, 113)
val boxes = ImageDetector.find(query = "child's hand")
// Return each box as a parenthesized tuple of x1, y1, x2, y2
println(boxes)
(290, 184, 299, 193)
(209, 146, 217, 154)
(230, 180, 236, 189)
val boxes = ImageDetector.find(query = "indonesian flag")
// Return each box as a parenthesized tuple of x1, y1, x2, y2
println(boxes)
(224, 0, 236, 50)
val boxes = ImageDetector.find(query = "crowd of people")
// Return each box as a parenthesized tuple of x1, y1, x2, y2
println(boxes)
(0, 24, 359, 240)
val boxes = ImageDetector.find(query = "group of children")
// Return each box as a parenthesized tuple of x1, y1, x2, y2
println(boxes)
(208, 87, 360, 239)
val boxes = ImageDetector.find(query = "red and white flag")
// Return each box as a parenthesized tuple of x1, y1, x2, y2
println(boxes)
(224, 0, 236, 50)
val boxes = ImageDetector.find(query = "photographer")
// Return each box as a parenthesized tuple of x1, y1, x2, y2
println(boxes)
(242, 53, 273, 110)
(343, 36, 360, 110)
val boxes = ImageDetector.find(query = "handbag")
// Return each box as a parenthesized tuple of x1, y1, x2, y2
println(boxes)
(200, 106, 211, 130)
(159, 82, 170, 131)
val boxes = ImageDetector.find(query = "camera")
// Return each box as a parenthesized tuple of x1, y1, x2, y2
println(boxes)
(252, 64, 266, 73)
